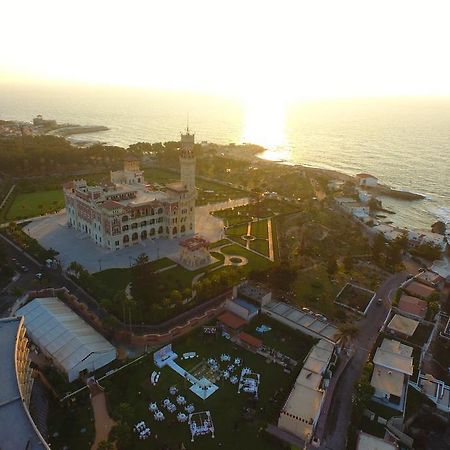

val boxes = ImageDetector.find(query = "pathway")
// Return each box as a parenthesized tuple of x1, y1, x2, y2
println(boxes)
(246, 222, 252, 249)
(0, 184, 15, 211)
(89, 381, 115, 450)
(267, 218, 275, 261)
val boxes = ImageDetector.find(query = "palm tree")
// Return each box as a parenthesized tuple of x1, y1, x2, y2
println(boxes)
(337, 323, 359, 349)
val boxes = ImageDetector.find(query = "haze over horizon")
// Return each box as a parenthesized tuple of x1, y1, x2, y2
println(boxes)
(2, 0, 450, 104)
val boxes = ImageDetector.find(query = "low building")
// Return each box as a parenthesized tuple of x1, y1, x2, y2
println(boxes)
(356, 173, 378, 187)
(327, 180, 345, 191)
(403, 280, 437, 300)
(217, 311, 247, 335)
(356, 431, 398, 450)
(236, 332, 263, 352)
(397, 295, 428, 320)
(371, 338, 414, 411)
(407, 230, 447, 251)
(17, 297, 117, 382)
(386, 314, 420, 339)
(225, 297, 259, 321)
(335, 197, 370, 219)
(0, 317, 50, 449)
(277, 339, 335, 443)
(373, 224, 405, 242)
(415, 372, 450, 412)
(415, 270, 444, 289)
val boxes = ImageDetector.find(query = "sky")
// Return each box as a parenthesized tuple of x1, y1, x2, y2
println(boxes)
(1, 0, 450, 102)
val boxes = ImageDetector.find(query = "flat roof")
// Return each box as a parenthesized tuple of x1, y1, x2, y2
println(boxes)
(373, 347, 413, 376)
(295, 368, 323, 390)
(398, 295, 428, 319)
(0, 317, 50, 450)
(387, 314, 419, 337)
(380, 338, 413, 357)
(237, 332, 263, 349)
(405, 281, 437, 299)
(217, 311, 247, 330)
(281, 383, 324, 423)
(357, 432, 397, 450)
(233, 298, 259, 315)
(416, 270, 443, 285)
(371, 366, 405, 397)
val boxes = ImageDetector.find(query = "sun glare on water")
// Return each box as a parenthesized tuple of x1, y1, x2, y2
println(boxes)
(241, 96, 291, 161)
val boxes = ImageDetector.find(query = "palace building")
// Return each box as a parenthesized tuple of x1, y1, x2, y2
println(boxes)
(64, 130, 196, 250)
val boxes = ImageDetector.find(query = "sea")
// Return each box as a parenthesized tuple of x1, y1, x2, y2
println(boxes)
(1, 83, 449, 232)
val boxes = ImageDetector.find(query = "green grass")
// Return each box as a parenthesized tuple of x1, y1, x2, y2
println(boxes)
(250, 239, 270, 257)
(226, 223, 249, 237)
(251, 220, 269, 239)
(6, 189, 64, 220)
(101, 327, 312, 450)
(221, 244, 272, 272)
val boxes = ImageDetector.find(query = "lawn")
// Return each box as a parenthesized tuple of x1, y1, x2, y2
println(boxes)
(6, 189, 64, 220)
(251, 220, 269, 240)
(221, 244, 272, 272)
(250, 239, 270, 257)
(101, 326, 313, 450)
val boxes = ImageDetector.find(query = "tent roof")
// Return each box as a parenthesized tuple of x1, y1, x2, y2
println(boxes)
(17, 298, 115, 374)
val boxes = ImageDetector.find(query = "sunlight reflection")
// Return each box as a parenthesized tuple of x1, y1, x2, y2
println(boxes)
(241, 97, 290, 161)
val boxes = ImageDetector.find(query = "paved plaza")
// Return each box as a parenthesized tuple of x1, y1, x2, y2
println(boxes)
(24, 199, 248, 273)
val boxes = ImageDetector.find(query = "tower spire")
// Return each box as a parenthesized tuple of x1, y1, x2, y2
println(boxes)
(186, 113, 190, 134)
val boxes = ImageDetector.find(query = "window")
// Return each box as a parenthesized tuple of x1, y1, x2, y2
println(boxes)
(123, 235, 129, 243)
(115, 240, 119, 246)
(122, 225, 129, 232)
(131, 223, 138, 229)
(122, 215, 129, 222)
(132, 232, 138, 241)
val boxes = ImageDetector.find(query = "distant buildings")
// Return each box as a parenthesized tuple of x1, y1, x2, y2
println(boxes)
(32, 115, 57, 128)
(64, 129, 196, 250)
(0, 317, 49, 449)
(356, 173, 378, 187)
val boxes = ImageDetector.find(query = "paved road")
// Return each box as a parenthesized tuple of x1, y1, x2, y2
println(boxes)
(0, 234, 106, 319)
(321, 270, 411, 450)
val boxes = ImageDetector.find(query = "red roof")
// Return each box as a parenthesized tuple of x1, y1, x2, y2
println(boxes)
(180, 236, 209, 251)
(217, 312, 246, 330)
(102, 200, 123, 211)
(405, 281, 437, 299)
(237, 332, 263, 349)
(398, 295, 428, 319)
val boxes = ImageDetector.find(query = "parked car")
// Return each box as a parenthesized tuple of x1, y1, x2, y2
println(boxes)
(35, 273, 43, 280)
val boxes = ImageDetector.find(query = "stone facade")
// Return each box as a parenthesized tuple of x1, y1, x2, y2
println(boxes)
(64, 130, 196, 250)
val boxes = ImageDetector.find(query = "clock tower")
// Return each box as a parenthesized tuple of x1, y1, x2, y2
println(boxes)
(180, 127, 196, 192)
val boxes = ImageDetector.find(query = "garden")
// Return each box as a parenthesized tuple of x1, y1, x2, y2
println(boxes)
(99, 324, 314, 449)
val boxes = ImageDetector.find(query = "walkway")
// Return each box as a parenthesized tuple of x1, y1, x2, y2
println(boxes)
(89, 381, 115, 450)
(267, 218, 275, 261)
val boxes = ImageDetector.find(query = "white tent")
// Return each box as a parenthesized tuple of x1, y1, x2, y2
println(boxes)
(17, 297, 116, 382)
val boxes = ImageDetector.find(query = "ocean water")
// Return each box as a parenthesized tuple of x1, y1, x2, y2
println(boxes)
(1, 83, 449, 231)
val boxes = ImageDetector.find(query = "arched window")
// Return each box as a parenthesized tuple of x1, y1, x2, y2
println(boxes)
(122, 225, 129, 232)
(158, 208, 163, 214)
(173, 227, 178, 235)
(150, 208, 154, 215)
(123, 235, 129, 243)
(131, 223, 138, 229)
(132, 232, 138, 241)
(122, 215, 128, 222)
(149, 228, 155, 236)
(141, 230, 147, 240)
(181, 225, 186, 233)
(158, 226, 163, 234)
(140, 221, 147, 227)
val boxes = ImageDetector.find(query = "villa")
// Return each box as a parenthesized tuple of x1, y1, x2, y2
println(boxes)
(370, 338, 414, 412)
(63, 129, 196, 250)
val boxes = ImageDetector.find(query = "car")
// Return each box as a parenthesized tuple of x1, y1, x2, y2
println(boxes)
(21, 265, 29, 272)
(35, 273, 43, 280)
(377, 298, 383, 305)
(302, 307, 310, 313)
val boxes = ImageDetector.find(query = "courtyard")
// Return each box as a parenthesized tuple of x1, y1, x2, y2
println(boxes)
(23, 200, 249, 272)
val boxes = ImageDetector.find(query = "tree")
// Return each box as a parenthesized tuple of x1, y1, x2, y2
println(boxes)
(268, 265, 297, 290)
(170, 289, 183, 305)
(372, 233, 386, 261)
(431, 221, 446, 236)
(134, 253, 149, 266)
(337, 323, 359, 348)
(343, 255, 354, 272)
(428, 301, 440, 319)
(117, 402, 134, 424)
(368, 197, 381, 213)
(327, 256, 338, 277)
(97, 441, 114, 450)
